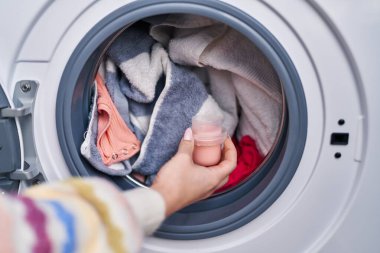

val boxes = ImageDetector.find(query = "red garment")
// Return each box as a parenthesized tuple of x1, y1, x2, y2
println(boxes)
(216, 135, 264, 192)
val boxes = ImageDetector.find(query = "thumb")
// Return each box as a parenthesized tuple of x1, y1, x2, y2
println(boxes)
(177, 128, 194, 155)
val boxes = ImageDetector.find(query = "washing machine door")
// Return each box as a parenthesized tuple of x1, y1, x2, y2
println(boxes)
(0, 80, 41, 192)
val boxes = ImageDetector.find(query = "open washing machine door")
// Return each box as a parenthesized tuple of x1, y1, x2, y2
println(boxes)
(0, 80, 42, 191)
(0, 82, 22, 191)
(0, 0, 379, 252)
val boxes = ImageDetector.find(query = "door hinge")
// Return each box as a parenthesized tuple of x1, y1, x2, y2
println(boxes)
(0, 105, 32, 118)
(0, 80, 43, 183)
(7, 162, 40, 181)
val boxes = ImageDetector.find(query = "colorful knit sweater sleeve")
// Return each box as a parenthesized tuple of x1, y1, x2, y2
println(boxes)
(0, 177, 166, 253)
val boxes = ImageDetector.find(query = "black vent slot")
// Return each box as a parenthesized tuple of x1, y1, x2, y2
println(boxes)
(330, 133, 349, 145)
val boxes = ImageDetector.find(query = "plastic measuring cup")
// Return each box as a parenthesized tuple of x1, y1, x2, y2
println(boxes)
(191, 116, 227, 166)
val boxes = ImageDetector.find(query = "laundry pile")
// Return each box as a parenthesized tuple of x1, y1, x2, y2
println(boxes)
(81, 15, 282, 190)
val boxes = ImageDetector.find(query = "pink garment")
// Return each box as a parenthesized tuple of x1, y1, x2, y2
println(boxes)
(96, 74, 141, 165)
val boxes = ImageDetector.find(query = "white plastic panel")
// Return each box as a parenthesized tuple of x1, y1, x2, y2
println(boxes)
(17, 0, 96, 62)
(0, 0, 50, 89)
(311, 0, 380, 252)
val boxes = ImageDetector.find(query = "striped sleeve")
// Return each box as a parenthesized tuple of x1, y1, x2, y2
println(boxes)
(0, 177, 166, 253)
(123, 187, 166, 235)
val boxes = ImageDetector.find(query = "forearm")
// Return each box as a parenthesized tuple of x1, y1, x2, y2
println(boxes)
(0, 177, 165, 253)
(123, 187, 166, 235)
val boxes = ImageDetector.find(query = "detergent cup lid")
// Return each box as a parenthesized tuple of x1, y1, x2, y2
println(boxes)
(191, 115, 227, 146)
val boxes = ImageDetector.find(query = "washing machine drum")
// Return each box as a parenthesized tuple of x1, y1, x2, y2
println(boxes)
(55, 1, 307, 240)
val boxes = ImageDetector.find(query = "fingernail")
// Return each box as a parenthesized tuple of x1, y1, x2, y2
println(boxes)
(183, 128, 193, 141)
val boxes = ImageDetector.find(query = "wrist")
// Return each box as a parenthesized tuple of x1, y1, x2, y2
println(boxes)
(151, 183, 180, 216)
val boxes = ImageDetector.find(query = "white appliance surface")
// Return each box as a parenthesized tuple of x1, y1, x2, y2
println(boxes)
(0, 1, 378, 252)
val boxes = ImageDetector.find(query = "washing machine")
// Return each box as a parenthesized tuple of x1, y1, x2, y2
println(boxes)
(0, 0, 379, 252)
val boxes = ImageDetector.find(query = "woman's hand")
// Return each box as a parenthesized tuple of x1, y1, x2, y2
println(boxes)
(151, 128, 237, 216)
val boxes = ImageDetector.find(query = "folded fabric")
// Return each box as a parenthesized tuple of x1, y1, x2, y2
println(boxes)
(104, 23, 225, 183)
(150, 14, 283, 155)
(215, 135, 264, 193)
(80, 78, 133, 176)
(100, 57, 159, 144)
(96, 74, 141, 166)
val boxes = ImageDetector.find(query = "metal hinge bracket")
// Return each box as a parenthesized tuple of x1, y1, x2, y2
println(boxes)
(8, 162, 40, 181)
(0, 105, 32, 118)
(0, 80, 43, 183)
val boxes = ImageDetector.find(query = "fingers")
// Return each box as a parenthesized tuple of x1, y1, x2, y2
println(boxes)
(208, 137, 237, 179)
(221, 137, 238, 169)
(177, 128, 194, 156)
(215, 176, 229, 190)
